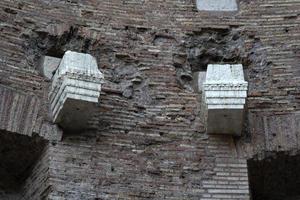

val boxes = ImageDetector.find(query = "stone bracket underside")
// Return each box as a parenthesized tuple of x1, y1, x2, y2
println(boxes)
(203, 64, 248, 135)
(49, 51, 104, 132)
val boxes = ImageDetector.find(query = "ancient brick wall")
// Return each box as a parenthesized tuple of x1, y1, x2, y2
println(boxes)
(46, 134, 249, 199)
(21, 146, 51, 200)
(0, 0, 299, 199)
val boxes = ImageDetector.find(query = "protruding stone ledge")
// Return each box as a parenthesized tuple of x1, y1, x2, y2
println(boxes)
(49, 51, 104, 132)
(203, 64, 248, 135)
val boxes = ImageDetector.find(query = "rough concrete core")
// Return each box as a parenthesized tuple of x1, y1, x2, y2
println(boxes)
(197, 0, 238, 11)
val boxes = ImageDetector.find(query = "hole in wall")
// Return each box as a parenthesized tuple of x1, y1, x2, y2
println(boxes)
(22, 26, 95, 70)
(248, 153, 300, 200)
(176, 28, 269, 96)
(185, 28, 247, 72)
(46, 46, 65, 58)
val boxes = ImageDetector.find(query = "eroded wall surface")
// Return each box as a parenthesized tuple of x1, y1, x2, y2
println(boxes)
(0, 0, 299, 199)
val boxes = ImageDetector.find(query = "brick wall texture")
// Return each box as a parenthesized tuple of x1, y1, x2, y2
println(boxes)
(0, 0, 299, 199)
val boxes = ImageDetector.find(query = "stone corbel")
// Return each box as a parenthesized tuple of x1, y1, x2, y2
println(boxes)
(200, 64, 248, 135)
(42, 51, 104, 132)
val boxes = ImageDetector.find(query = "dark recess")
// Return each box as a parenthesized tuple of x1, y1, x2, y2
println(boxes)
(248, 153, 300, 200)
(0, 130, 46, 192)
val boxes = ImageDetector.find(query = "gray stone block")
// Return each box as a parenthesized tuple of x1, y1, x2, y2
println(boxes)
(39, 56, 61, 80)
(197, 0, 238, 11)
(49, 51, 104, 132)
(193, 71, 207, 93)
(203, 64, 248, 135)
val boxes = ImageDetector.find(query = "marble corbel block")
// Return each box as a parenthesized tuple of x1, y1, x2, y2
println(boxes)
(49, 51, 104, 132)
(203, 64, 248, 135)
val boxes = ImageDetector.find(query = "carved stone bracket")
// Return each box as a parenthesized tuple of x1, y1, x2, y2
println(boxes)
(49, 51, 104, 132)
(203, 64, 248, 135)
